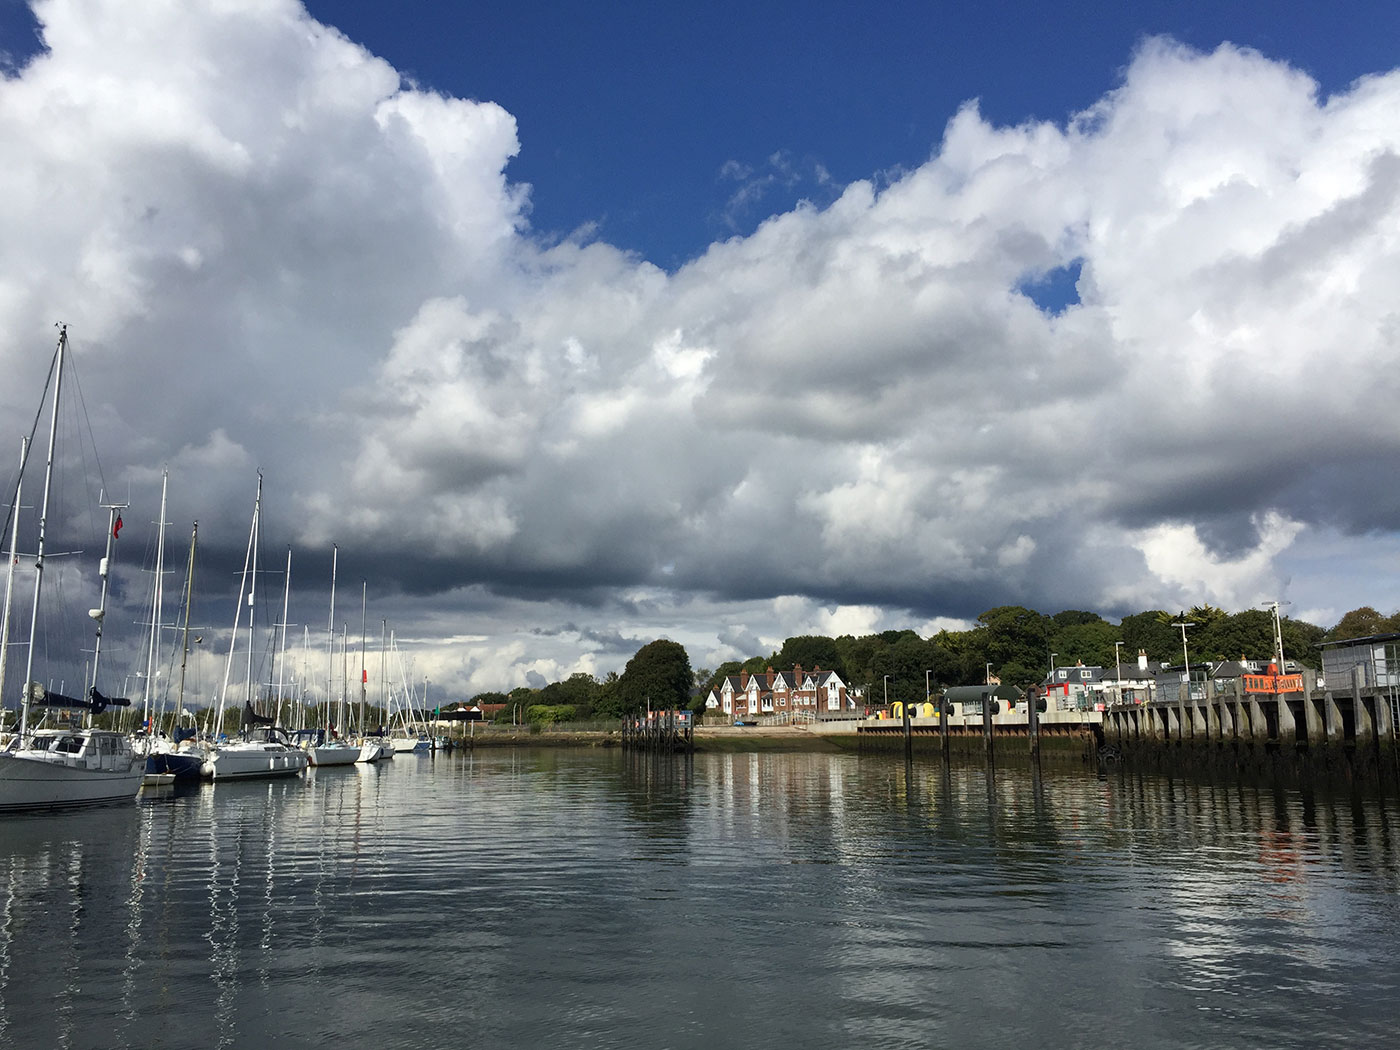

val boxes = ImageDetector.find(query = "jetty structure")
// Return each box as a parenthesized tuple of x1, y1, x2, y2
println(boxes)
(853, 684, 1099, 761)
(1101, 634, 1400, 775)
(621, 709, 695, 753)
(851, 634, 1400, 778)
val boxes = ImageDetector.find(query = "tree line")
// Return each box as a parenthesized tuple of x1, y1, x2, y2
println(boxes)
(471, 604, 1389, 719)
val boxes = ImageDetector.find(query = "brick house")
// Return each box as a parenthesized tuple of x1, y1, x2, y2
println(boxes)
(708, 665, 853, 720)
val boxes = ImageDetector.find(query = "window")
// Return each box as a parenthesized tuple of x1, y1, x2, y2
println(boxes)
(1080, 670, 1091, 681)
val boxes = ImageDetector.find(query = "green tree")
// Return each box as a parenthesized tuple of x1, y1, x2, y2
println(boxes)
(1281, 618, 1325, 668)
(869, 635, 956, 705)
(702, 661, 744, 696)
(1049, 618, 1119, 669)
(975, 606, 1051, 685)
(1197, 610, 1275, 661)
(1328, 606, 1387, 641)
(774, 635, 845, 678)
(1119, 611, 1179, 663)
(592, 672, 625, 720)
(1052, 610, 1104, 628)
(618, 639, 693, 714)
(524, 704, 577, 726)
(835, 633, 890, 691)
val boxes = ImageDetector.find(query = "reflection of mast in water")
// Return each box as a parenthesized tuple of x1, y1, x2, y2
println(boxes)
(117, 803, 155, 1043)
(0, 844, 15, 1045)
(205, 786, 240, 1050)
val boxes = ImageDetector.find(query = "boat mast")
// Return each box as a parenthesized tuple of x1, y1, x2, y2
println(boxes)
(326, 543, 337, 733)
(140, 470, 169, 733)
(88, 490, 130, 724)
(244, 476, 261, 718)
(340, 623, 348, 733)
(358, 581, 367, 739)
(19, 327, 66, 738)
(0, 438, 26, 716)
(214, 473, 260, 738)
(175, 521, 197, 726)
(274, 545, 291, 727)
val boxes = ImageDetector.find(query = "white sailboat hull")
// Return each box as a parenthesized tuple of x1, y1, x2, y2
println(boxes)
(202, 742, 309, 781)
(0, 749, 143, 812)
(355, 740, 392, 762)
(307, 743, 359, 767)
(390, 737, 431, 754)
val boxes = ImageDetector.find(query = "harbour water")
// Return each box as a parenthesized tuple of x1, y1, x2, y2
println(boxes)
(1, 749, 1399, 1049)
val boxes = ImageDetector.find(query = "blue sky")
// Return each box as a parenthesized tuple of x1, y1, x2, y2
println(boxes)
(2, 1, 1400, 697)
(286, 1, 1400, 269)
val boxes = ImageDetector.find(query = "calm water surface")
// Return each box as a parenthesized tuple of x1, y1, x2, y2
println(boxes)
(1, 749, 1398, 1049)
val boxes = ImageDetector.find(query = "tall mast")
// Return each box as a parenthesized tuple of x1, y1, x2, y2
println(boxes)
(20, 327, 66, 738)
(0, 437, 27, 713)
(358, 581, 367, 739)
(214, 473, 260, 738)
(244, 474, 261, 713)
(326, 543, 337, 732)
(140, 471, 169, 732)
(340, 623, 348, 733)
(88, 491, 130, 721)
(275, 545, 291, 727)
(175, 521, 197, 725)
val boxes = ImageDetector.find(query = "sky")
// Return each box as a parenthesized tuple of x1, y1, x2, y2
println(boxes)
(1, 0, 1399, 703)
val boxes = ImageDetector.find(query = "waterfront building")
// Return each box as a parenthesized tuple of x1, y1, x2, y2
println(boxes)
(1319, 633, 1400, 691)
(1065, 650, 1163, 707)
(710, 665, 855, 720)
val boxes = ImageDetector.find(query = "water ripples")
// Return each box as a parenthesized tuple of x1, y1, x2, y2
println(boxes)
(2, 751, 1400, 1048)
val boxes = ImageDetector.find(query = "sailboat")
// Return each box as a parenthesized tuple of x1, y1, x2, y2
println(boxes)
(387, 632, 431, 754)
(0, 326, 144, 812)
(200, 474, 309, 781)
(301, 546, 356, 767)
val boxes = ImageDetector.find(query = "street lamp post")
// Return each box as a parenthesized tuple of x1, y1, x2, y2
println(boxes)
(883, 674, 890, 711)
(1263, 600, 1289, 667)
(985, 662, 992, 686)
(1170, 621, 1195, 701)
(925, 669, 932, 714)
(1114, 641, 1124, 706)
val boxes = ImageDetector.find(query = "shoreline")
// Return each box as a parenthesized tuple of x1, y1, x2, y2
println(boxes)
(442, 723, 853, 752)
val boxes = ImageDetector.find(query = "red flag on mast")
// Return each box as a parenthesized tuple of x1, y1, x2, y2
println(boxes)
(112, 514, 123, 539)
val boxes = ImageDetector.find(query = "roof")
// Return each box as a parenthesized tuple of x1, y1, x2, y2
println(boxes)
(1317, 633, 1400, 649)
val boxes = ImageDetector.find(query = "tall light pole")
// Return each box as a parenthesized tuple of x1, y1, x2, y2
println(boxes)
(1171, 621, 1195, 700)
(985, 662, 992, 685)
(1263, 600, 1289, 667)
(1050, 652, 1058, 677)
(1114, 641, 1124, 706)
(925, 669, 932, 712)
(883, 674, 891, 712)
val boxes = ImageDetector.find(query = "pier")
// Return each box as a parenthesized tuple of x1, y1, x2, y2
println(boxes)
(854, 685, 1101, 762)
(1102, 666, 1400, 778)
(621, 710, 695, 753)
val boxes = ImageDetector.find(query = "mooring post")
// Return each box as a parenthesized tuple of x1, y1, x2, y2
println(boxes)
(939, 693, 950, 757)
(902, 691, 912, 761)
(982, 691, 994, 759)
(1028, 687, 1040, 760)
